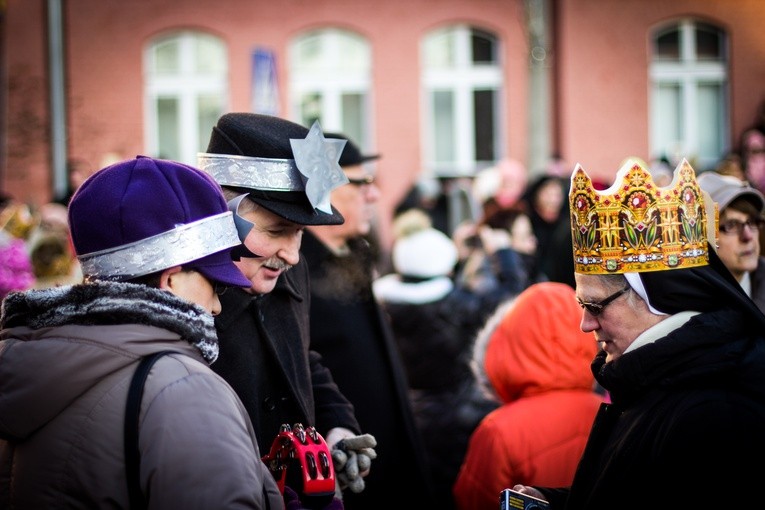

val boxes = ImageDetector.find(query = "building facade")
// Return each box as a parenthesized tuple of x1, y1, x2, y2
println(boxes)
(3, 0, 765, 249)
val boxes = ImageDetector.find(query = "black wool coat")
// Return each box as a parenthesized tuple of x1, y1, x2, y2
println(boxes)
(212, 258, 359, 455)
(538, 308, 765, 510)
(300, 232, 436, 509)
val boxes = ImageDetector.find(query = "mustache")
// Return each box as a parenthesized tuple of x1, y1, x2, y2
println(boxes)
(262, 257, 293, 272)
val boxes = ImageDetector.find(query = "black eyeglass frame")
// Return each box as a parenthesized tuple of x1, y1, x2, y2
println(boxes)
(576, 285, 631, 316)
(346, 174, 376, 186)
(718, 217, 765, 236)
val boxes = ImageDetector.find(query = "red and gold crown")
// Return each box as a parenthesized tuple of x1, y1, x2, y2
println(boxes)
(569, 158, 713, 274)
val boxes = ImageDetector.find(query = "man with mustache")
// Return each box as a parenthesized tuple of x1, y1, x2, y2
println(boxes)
(198, 113, 372, 504)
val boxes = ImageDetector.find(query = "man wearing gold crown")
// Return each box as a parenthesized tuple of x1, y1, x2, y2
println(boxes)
(512, 158, 765, 510)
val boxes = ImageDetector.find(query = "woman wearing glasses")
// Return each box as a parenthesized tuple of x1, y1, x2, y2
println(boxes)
(698, 170, 765, 314)
(512, 159, 765, 510)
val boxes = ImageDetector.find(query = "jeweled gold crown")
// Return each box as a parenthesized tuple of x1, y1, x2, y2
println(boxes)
(569, 158, 713, 274)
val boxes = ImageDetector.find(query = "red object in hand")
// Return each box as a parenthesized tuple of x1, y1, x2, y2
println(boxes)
(262, 423, 336, 496)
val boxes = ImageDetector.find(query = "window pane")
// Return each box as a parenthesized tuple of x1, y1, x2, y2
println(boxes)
(472, 28, 496, 64)
(655, 28, 680, 60)
(696, 23, 722, 60)
(424, 29, 455, 69)
(434, 90, 455, 163)
(336, 32, 369, 72)
(153, 40, 180, 75)
(295, 34, 322, 71)
(197, 94, 223, 153)
(195, 35, 226, 74)
(697, 82, 723, 164)
(342, 93, 364, 150)
(157, 97, 179, 160)
(474, 89, 495, 160)
(300, 92, 322, 127)
(652, 83, 682, 159)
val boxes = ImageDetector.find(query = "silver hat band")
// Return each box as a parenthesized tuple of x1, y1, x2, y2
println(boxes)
(197, 153, 306, 191)
(78, 212, 240, 280)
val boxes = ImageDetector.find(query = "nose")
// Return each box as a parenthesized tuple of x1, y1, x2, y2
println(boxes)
(278, 233, 302, 266)
(580, 312, 598, 333)
(740, 222, 756, 240)
(211, 293, 222, 316)
(364, 182, 381, 203)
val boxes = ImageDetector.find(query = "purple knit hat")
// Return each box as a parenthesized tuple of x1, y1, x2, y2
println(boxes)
(68, 156, 251, 288)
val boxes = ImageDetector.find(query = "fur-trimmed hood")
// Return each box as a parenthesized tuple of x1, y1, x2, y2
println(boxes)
(1, 281, 218, 362)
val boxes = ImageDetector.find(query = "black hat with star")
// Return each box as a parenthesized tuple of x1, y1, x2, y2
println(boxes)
(199, 113, 347, 226)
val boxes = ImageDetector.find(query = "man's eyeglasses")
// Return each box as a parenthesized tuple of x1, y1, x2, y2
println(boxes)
(347, 174, 375, 187)
(719, 217, 765, 236)
(576, 285, 630, 317)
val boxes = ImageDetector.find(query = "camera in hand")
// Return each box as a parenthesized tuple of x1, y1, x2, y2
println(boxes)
(500, 488, 550, 510)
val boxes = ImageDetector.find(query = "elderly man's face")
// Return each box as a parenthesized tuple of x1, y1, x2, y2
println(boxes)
(329, 163, 380, 240)
(234, 206, 304, 294)
(574, 274, 665, 363)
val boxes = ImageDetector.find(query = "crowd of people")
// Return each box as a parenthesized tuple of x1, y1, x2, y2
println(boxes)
(2, 110, 765, 510)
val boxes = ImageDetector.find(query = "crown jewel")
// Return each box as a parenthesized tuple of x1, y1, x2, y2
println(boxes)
(569, 158, 711, 274)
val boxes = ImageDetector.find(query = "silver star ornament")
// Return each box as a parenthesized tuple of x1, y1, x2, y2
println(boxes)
(289, 121, 349, 214)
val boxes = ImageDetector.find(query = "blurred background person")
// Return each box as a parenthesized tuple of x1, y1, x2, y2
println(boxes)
(455, 201, 541, 298)
(373, 209, 500, 510)
(714, 151, 747, 181)
(26, 201, 81, 288)
(698, 171, 765, 313)
(302, 133, 435, 509)
(740, 126, 765, 194)
(0, 193, 36, 300)
(521, 174, 569, 283)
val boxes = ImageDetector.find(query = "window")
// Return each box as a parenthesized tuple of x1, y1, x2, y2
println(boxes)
(144, 32, 228, 165)
(422, 25, 502, 177)
(649, 20, 728, 171)
(288, 28, 372, 150)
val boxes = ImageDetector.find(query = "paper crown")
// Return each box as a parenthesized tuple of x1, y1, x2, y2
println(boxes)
(569, 158, 713, 274)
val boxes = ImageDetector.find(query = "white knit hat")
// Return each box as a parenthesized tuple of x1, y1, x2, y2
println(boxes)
(392, 227, 458, 279)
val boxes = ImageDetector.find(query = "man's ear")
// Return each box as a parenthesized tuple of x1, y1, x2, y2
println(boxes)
(159, 266, 184, 290)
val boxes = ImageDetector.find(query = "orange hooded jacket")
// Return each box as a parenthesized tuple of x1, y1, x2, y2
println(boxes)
(453, 282, 603, 510)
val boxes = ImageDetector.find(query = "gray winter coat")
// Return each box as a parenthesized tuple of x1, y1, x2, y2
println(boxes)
(0, 282, 283, 509)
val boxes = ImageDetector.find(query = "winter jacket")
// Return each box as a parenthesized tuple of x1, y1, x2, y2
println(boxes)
(453, 282, 602, 510)
(0, 282, 283, 509)
(537, 307, 765, 510)
(212, 258, 359, 456)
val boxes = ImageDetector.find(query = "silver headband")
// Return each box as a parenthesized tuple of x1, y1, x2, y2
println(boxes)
(197, 120, 349, 215)
(197, 153, 305, 192)
(78, 212, 240, 280)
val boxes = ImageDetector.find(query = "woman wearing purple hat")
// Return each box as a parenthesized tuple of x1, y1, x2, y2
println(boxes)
(0, 156, 284, 508)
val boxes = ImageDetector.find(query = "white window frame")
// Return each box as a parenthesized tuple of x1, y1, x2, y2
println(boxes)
(649, 19, 728, 171)
(421, 24, 503, 178)
(144, 31, 229, 165)
(288, 28, 373, 149)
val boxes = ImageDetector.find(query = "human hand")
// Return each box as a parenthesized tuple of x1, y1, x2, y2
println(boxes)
(331, 433, 377, 496)
(478, 225, 511, 255)
(324, 427, 356, 451)
(512, 484, 546, 502)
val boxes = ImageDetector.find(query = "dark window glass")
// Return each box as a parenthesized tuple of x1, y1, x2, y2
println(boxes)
(655, 28, 680, 60)
(696, 23, 722, 60)
(474, 89, 495, 160)
(472, 28, 495, 64)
